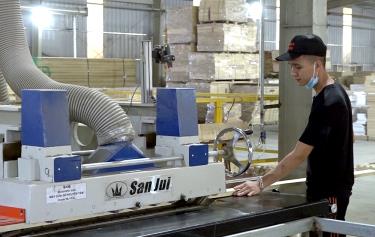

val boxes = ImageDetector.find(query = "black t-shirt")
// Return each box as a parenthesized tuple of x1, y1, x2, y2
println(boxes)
(299, 82, 354, 198)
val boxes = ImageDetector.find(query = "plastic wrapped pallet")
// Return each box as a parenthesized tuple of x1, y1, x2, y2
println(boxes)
(197, 23, 257, 52)
(199, 0, 248, 23)
(189, 53, 259, 80)
(166, 7, 198, 44)
(167, 44, 196, 82)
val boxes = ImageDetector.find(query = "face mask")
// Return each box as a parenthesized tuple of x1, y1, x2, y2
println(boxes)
(305, 62, 319, 89)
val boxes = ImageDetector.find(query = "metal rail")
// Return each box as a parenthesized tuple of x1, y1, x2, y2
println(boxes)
(226, 217, 375, 237)
(81, 156, 183, 171)
(80, 150, 225, 171)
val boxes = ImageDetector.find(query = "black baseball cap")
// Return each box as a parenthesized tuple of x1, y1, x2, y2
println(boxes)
(275, 34, 327, 61)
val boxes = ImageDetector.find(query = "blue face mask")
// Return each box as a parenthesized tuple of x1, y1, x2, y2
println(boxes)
(305, 62, 319, 89)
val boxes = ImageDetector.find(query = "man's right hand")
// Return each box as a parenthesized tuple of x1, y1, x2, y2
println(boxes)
(232, 181, 262, 196)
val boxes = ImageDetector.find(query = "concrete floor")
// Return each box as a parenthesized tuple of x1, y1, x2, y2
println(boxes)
(252, 126, 375, 225)
(347, 139, 375, 225)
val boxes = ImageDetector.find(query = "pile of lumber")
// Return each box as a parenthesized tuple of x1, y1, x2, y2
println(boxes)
(36, 58, 137, 88)
(197, 23, 257, 52)
(188, 53, 259, 80)
(199, 0, 248, 23)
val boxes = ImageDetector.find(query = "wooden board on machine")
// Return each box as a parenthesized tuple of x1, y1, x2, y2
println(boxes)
(36, 58, 137, 88)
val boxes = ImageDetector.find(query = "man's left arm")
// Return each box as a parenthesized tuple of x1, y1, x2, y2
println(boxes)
(233, 141, 313, 196)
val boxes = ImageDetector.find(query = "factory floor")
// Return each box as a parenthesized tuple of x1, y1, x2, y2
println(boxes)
(255, 126, 375, 225)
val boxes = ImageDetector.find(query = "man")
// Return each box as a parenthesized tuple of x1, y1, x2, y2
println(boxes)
(233, 34, 354, 234)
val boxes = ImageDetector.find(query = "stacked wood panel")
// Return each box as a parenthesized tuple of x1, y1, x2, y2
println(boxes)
(35, 58, 137, 88)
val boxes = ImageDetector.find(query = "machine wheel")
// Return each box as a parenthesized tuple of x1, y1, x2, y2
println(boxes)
(213, 127, 253, 177)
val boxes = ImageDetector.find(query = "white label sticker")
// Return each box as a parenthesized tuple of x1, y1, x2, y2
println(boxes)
(46, 183, 87, 204)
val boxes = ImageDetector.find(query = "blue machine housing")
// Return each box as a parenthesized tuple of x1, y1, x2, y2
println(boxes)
(54, 155, 82, 182)
(189, 144, 208, 166)
(21, 89, 70, 147)
(156, 88, 198, 137)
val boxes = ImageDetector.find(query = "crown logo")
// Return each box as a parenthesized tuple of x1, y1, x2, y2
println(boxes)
(106, 181, 127, 198)
(112, 184, 122, 197)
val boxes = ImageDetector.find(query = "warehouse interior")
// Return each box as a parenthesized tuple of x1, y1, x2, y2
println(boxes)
(1, 0, 375, 236)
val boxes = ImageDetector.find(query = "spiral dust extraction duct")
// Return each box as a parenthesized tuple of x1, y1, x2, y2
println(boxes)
(0, 0, 135, 147)
(0, 69, 9, 102)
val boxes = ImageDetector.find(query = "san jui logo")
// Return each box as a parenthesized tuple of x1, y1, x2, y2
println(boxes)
(130, 176, 171, 195)
(106, 176, 172, 198)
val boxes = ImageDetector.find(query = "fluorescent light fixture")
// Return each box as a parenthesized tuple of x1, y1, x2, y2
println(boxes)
(247, 1, 262, 20)
(31, 7, 53, 29)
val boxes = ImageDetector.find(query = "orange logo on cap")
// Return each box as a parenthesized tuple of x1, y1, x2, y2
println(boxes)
(288, 42, 295, 51)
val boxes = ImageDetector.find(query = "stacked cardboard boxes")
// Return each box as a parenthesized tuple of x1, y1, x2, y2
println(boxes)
(166, 7, 198, 83)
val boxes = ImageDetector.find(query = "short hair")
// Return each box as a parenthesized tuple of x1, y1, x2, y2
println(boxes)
(304, 55, 326, 68)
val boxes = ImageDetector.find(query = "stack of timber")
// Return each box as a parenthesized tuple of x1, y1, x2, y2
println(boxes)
(166, 6, 198, 83)
(36, 58, 88, 86)
(165, 0, 280, 142)
(36, 58, 137, 88)
(188, 53, 259, 80)
(197, 22, 257, 52)
(168, 44, 196, 82)
(166, 6, 198, 44)
(88, 59, 136, 88)
(199, 0, 248, 23)
(194, 0, 260, 138)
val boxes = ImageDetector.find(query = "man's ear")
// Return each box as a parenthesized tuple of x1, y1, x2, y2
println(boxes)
(315, 60, 320, 68)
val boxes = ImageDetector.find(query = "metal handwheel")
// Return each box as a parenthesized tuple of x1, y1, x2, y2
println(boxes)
(213, 127, 253, 177)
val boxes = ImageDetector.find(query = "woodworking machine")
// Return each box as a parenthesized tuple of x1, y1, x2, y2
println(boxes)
(0, 88, 328, 236)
